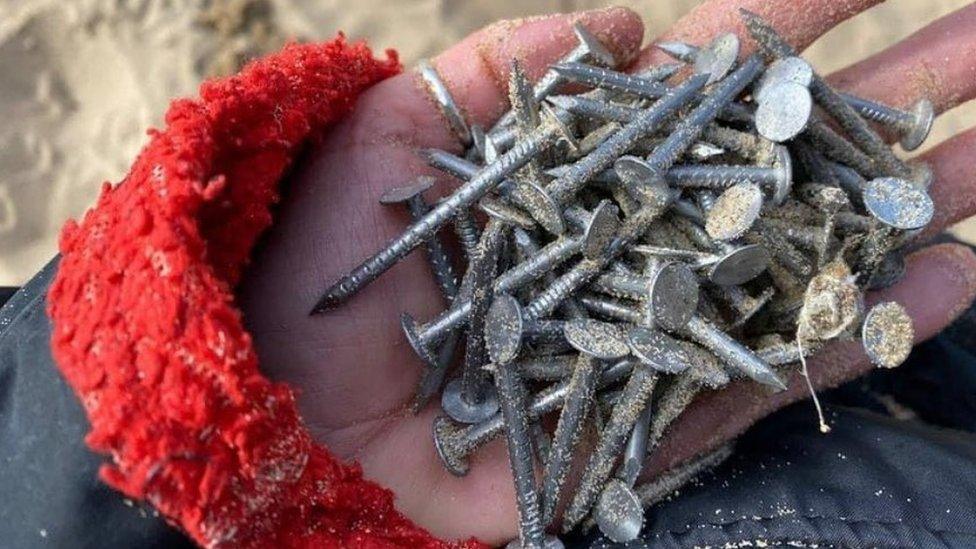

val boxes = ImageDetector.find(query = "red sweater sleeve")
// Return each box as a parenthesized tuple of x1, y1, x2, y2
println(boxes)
(46, 37, 483, 549)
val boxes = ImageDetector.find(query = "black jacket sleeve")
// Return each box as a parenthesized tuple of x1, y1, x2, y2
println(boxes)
(0, 259, 193, 549)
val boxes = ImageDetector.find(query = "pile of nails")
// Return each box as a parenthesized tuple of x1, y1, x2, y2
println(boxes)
(311, 10, 933, 548)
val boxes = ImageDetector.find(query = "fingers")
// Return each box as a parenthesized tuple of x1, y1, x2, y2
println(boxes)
(366, 7, 644, 152)
(633, 0, 882, 69)
(915, 126, 976, 239)
(642, 242, 976, 481)
(813, 5, 976, 239)
(828, 2, 976, 115)
(432, 8, 644, 127)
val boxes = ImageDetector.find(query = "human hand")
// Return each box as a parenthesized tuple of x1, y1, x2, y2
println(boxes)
(239, 2, 976, 544)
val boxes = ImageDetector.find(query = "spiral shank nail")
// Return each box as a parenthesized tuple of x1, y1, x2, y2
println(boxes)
(804, 122, 879, 178)
(525, 259, 602, 319)
(649, 56, 764, 174)
(541, 355, 600, 522)
(424, 148, 476, 180)
(420, 300, 473, 346)
(741, 10, 908, 178)
(668, 165, 772, 189)
(562, 365, 658, 531)
(313, 131, 547, 312)
(547, 74, 710, 205)
(859, 104, 892, 124)
(494, 362, 546, 548)
(843, 95, 904, 127)
(554, 95, 636, 123)
(497, 236, 580, 293)
(461, 226, 505, 393)
(454, 212, 481, 260)
(410, 199, 460, 301)
(554, 62, 667, 97)
(591, 272, 646, 301)
(580, 294, 642, 323)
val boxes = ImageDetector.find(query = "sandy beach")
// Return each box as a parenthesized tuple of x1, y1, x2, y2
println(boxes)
(0, 0, 972, 285)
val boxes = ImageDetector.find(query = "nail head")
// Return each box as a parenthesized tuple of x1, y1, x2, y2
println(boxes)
(594, 479, 644, 543)
(647, 262, 700, 331)
(705, 182, 764, 241)
(708, 244, 769, 286)
(486, 294, 526, 364)
(862, 301, 914, 369)
(627, 326, 691, 374)
(581, 200, 621, 259)
(755, 82, 812, 143)
(440, 378, 500, 424)
(862, 177, 934, 230)
(564, 319, 630, 359)
(379, 176, 436, 204)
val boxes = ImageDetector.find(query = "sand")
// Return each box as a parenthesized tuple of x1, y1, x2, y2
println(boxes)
(0, 0, 973, 285)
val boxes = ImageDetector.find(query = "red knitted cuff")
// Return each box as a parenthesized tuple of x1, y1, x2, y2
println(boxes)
(47, 37, 481, 548)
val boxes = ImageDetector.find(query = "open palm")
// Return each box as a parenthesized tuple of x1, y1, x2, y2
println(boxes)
(239, 1, 976, 544)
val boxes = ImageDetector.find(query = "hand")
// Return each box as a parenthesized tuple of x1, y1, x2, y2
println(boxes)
(239, 2, 976, 544)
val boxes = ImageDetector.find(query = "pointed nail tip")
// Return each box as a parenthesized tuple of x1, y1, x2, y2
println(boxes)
(759, 372, 788, 392)
(309, 296, 339, 315)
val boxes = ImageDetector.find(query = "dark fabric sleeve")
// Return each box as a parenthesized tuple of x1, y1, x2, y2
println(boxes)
(0, 286, 19, 306)
(0, 259, 193, 549)
(572, 308, 976, 549)
(578, 404, 976, 548)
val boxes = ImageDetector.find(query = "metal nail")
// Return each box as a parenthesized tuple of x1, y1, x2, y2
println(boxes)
(379, 176, 459, 302)
(540, 320, 630, 523)
(484, 294, 547, 548)
(681, 314, 787, 390)
(693, 33, 741, 85)
(432, 358, 637, 476)
(312, 106, 575, 313)
(418, 59, 472, 145)
(561, 360, 661, 531)
(508, 60, 567, 235)
(838, 93, 934, 152)
(550, 62, 669, 98)
(862, 301, 914, 369)
(490, 22, 617, 137)
(655, 40, 699, 64)
(546, 74, 710, 205)
(664, 146, 792, 204)
(441, 223, 506, 423)
(755, 81, 813, 143)
(741, 9, 912, 178)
